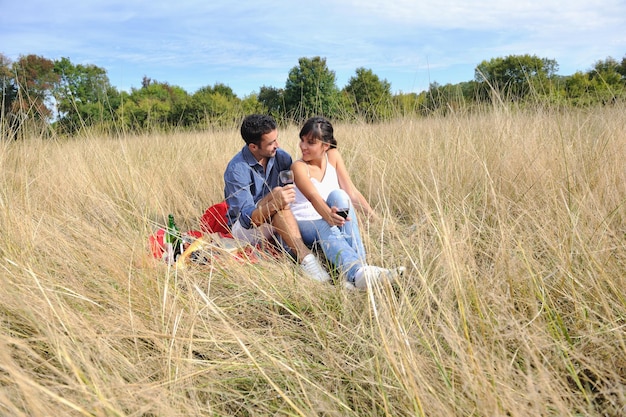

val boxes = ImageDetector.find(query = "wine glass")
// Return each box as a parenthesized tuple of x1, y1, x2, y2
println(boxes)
(335, 202, 350, 219)
(279, 170, 294, 185)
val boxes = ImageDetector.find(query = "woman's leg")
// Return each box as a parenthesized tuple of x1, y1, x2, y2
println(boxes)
(326, 189, 366, 258)
(297, 219, 319, 248)
(298, 218, 364, 282)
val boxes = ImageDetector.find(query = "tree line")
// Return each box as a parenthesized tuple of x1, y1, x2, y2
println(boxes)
(1, 52, 625, 138)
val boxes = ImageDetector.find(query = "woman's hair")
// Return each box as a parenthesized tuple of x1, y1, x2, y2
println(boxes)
(299, 116, 337, 149)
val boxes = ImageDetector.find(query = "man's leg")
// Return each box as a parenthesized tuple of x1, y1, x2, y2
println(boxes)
(270, 208, 311, 262)
(271, 208, 330, 282)
(230, 209, 309, 262)
(231, 220, 273, 245)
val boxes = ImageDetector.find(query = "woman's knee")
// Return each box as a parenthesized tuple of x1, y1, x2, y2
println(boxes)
(326, 189, 350, 208)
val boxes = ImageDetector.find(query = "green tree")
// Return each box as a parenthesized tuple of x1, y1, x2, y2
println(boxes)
(283, 56, 341, 121)
(423, 82, 468, 114)
(240, 93, 264, 117)
(258, 85, 284, 120)
(391, 92, 424, 117)
(1, 54, 20, 139)
(211, 83, 237, 100)
(618, 55, 626, 78)
(11, 54, 59, 119)
(343, 67, 392, 122)
(1, 54, 16, 118)
(53, 57, 120, 134)
(119, 80, 188, 130)
(189, 83, 241, 127)
(588, 57, 625, 103)
(590, 57, 622, 83)
(564, 71, 593, 105)
(475, 54, 558, 101)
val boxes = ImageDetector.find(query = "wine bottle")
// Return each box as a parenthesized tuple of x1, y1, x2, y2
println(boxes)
(164, 214, 182, 264)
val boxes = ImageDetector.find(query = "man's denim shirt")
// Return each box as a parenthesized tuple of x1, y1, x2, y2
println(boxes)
(223, 146, 292, 229)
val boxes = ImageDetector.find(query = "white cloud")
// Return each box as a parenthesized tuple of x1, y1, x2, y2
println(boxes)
(339, 0, 623, 30)
(1, 0, 624, 95)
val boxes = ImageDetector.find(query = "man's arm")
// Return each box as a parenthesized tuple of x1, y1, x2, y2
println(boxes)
(250, 185, 296, 226)
(225, 148, 295, 229)
(225, 164, 295, 229)
(224, 163, 257, 229)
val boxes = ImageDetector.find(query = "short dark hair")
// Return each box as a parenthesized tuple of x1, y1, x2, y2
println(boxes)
(240, 114, 277, 146)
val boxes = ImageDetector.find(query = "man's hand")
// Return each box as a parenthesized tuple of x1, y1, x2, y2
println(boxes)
(269, 185, 295, 211)
(252, 185, 296, 226)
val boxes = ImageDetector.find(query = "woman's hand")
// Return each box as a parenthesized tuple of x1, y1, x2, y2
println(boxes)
(327, 206, 349, 227)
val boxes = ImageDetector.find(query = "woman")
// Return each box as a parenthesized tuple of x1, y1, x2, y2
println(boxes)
(290, 116, 403, 289)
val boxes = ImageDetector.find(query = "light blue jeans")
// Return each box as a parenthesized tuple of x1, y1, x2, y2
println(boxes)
(297, 189, 366, 282)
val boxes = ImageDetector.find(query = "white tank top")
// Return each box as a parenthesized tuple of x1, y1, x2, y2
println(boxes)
(291, 154, 339, 221)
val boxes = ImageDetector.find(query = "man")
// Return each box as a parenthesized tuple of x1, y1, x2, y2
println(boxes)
(224, 114, 330, 282)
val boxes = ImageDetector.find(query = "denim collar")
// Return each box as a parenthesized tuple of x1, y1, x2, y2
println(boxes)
(241, 145, 276, 173)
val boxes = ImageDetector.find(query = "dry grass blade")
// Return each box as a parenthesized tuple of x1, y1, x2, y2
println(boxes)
(1, 106, 625, 416)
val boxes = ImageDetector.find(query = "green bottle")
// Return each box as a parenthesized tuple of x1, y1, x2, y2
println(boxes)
(164, 214, 182, 264)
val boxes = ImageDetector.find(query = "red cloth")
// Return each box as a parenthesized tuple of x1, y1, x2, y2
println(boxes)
(200, 200, 231, 237)
(149, 228, 166, 259)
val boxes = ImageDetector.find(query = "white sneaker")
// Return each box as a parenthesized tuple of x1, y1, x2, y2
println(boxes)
(300, 254, 331, 282)
(354, 265, 405, 289)
(342, 281, 357, 290)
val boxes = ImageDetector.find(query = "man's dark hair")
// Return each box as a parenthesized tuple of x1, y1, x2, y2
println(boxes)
(240, 114, 277, 146)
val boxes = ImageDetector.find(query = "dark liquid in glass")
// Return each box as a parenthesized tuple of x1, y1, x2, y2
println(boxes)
(336, 209, 349, 219)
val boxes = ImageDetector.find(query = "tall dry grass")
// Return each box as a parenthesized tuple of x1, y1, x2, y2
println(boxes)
(0, 105, 625, 416)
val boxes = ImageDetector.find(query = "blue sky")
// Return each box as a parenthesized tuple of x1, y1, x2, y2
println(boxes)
(2, 0, 625, 97)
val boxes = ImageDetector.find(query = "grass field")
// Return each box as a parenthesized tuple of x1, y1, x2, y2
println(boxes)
(1, 105, 625, 416)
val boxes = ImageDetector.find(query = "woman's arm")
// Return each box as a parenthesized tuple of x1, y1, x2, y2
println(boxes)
(328, 149, 377, 219)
